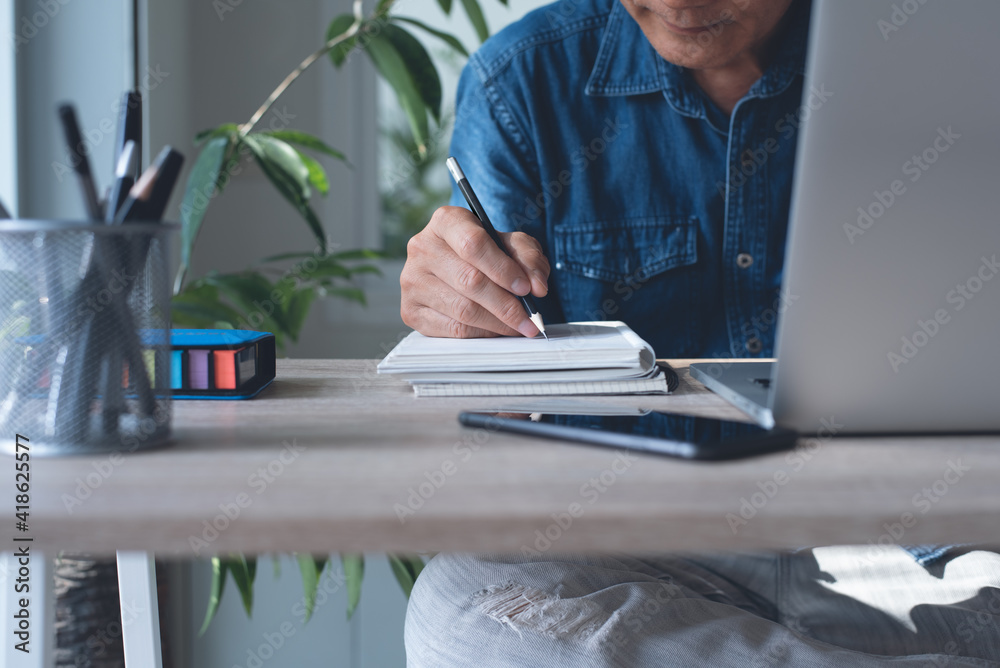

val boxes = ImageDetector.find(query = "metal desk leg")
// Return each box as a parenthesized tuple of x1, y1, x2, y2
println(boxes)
(116, 551, 162, 668)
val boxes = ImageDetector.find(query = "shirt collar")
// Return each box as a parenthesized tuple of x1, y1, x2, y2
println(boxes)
(586, 0, 812, 113)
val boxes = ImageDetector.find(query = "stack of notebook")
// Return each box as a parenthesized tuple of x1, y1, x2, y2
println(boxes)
(377, 321, 672, 397)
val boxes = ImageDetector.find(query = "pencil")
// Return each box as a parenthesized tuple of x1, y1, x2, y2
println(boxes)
(445, 157, 547, 339)
(113, 146, 184, 224)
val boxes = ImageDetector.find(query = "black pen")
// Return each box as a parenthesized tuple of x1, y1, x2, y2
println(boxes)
(58, 104, 104, 220)
(446, 157, 547, 339)
(106, 140, 136, 222)
(115, 91, 143, 177)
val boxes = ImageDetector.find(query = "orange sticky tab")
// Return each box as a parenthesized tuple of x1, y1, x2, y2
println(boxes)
(213, 349, 240, 389)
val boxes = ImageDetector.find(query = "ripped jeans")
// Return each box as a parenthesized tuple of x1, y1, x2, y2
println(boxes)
(404, 547, 1000, 667)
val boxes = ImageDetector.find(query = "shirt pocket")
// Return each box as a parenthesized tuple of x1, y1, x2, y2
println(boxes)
(550, 215, 701, 354)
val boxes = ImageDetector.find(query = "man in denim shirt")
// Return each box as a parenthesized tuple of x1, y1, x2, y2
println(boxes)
(400, 0, 1000, 664)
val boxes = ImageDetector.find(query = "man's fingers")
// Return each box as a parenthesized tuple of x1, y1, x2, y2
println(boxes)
(401, 206, 549, 340)
(437, 257, 541, 338)
(437, 221, 532, 297)
(417, 275, 522, 337)
(503, 231, 550, 297)
(405, 305, 504, 339)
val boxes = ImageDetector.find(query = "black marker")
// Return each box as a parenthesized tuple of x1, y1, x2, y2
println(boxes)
(57, 104, 103, 220)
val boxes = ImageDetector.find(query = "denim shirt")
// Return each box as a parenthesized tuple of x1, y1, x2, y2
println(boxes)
(448, 0, 813, 360)
(447, 0, 954, 566)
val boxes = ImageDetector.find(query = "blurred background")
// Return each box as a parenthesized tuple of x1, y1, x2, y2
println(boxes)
(1, 0, 550, 664)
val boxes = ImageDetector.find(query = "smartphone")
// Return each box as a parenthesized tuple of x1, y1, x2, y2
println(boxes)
(458, 411, 798, 461)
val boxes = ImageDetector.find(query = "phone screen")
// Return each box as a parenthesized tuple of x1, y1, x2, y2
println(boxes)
(459, 411, 798, 461)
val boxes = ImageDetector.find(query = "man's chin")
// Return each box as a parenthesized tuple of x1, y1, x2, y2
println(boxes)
(647, 37, 744, 71)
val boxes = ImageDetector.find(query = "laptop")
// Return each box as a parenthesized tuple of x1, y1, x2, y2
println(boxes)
(690, 0, 1000, 434)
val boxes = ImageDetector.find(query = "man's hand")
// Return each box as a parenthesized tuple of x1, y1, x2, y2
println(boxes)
(401, 206, 550, 338)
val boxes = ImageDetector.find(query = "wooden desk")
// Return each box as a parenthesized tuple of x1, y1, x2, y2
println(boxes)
(7, 359, 999, 556)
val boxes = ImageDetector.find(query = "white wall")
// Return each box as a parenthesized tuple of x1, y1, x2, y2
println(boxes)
(13, 0, 131, 219)
(0, 3, 16, 214)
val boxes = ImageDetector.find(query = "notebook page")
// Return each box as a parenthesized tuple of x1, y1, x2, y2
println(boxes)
(411, 372, 669, 397)
(399, 364, 659, 384)
(378, 322, 653, 373)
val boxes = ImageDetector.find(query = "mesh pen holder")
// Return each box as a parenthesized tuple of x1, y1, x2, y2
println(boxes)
(0, 220, 176, 456)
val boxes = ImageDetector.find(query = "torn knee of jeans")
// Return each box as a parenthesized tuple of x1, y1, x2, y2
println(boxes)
(472, 582, 603, 640)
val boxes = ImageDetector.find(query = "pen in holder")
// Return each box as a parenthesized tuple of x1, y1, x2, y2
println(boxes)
(0, 220, 176, 456)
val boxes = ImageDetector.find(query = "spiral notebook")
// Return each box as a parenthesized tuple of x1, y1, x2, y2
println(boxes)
(378, 322, 673, 397)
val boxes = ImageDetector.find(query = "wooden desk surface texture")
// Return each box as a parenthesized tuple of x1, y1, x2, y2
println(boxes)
(6, 359, 998, 556)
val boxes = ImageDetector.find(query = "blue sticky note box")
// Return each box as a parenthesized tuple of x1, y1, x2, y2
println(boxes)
(169, 329, 276, 399)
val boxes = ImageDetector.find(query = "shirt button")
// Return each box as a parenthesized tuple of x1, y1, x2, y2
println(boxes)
(741, 150, 755, 169)
(736, 253, 754, 269)
(745, 337, 763, 354)
(554, 261, 563, 270)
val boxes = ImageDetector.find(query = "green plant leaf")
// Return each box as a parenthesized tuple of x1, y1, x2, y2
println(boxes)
(296, 554, 327, 623)
(179, 136, 229, 286)
(387, 554, 425, 598)
(262, 130, 348, 163)
(394, 17, 469, 57)
(259, 251, 322, 263)
(195, 123, 239, 144)
(294, 149, 330, 196)
(459, 0, 489, 43)
(366, 32, 429, 152)
(307, 259, 351, 280)
(342, 263, 383, 277)
(228, 555, 257, 617)
(383, 25, 443, 123)
(322, 286, 367, 305)
(284, 288, 316, 342)
(199, 557, 228, 636)
(327, 14, 361, 68)
(435, 0, 453, 15)
(244, 135, 327, 250)
(171, 282, 246, 328)
(311, 263, 383, 280)
(198, 271, 289, 343)
(170, 298, 243, 329)
(247, 135, 312, 198)
(330, 249, 386, 261)
(201, 272, 276, 309)
(341, 553, 365, 619)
